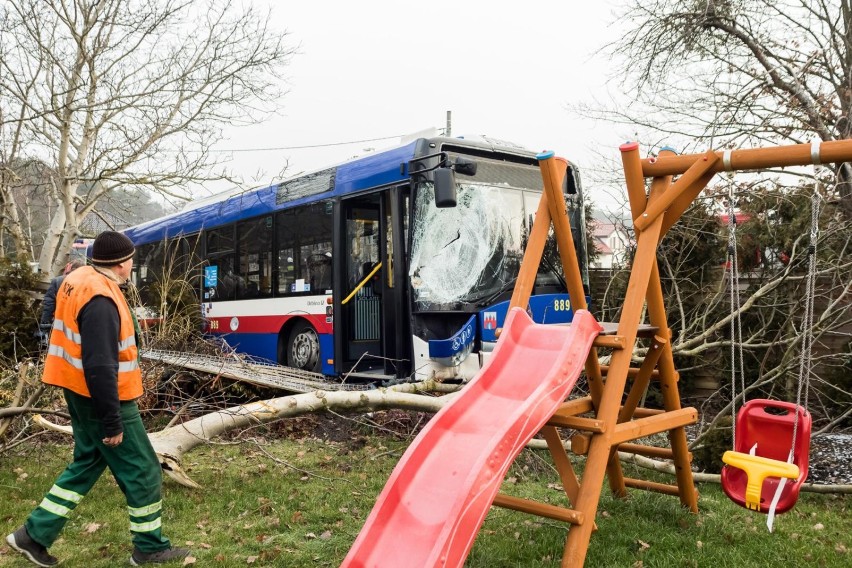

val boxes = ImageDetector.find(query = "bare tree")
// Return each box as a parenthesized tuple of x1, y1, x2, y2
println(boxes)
(574, 2, 852, 456)
(0, 0, 295, 275)
(591, 0, 851, 212)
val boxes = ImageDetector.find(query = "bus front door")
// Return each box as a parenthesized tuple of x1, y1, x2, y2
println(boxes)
(336, 190, 409, 379)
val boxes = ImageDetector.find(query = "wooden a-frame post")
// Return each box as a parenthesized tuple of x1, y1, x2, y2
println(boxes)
(489, 140, 852, 567)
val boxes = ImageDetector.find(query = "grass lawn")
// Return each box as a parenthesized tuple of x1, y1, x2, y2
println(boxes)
(0, 414, 849, 567)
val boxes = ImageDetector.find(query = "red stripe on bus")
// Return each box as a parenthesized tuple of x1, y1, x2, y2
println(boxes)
(205, 314, 332, 335)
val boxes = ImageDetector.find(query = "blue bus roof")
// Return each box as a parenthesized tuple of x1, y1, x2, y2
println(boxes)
(125, 140, 420, 246)
(125, 135, 543, 246)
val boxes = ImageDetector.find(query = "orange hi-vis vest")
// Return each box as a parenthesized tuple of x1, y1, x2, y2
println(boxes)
(42, 266, 143, 400)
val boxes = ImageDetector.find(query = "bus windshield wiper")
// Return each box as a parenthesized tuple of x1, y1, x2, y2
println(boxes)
(464, 277, 518, 307)
(540, 255, 568, 290)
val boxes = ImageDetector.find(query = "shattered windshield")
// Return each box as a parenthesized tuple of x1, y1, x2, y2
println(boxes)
(409, 182, 526, 310)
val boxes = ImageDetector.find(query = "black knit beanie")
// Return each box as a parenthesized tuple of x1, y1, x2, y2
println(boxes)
(91, 231, 135, 266)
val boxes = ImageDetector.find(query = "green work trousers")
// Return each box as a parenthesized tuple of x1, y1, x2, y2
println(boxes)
(25, 389, 171, 553)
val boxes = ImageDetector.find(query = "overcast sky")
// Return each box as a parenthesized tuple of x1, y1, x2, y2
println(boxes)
(208, 1, 628, 207)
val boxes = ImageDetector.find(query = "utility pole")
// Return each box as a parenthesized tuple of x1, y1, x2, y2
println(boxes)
(446, 110, 452, 137)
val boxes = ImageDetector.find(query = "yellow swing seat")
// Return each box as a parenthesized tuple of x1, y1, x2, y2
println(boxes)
(721, 450, 799, 512)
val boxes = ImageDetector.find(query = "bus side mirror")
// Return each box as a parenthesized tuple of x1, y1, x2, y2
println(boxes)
(434, 166, 457, 208)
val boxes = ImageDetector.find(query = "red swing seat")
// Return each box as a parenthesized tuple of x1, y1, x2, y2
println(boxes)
(721, 399, 811, 514)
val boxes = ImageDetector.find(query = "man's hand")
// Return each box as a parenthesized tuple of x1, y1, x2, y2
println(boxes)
(102, 433, 124, 447)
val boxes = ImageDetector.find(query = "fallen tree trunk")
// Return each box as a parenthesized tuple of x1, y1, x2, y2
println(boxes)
(33, 386, 852, 495)
(151, 382, 455, 487)
(36, 381, 455, 488)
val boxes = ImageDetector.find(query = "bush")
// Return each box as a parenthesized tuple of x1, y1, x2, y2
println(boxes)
(0, 256, 41, 360)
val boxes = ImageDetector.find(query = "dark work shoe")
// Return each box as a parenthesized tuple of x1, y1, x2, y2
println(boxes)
(5, 526, 59, 567)
(129, 547, 190, 565)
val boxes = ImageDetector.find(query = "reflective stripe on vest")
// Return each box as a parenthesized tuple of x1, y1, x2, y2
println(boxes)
(42, 266, 143, 400)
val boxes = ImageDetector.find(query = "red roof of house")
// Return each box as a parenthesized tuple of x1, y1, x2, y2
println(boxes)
(718, 213, 751, 224)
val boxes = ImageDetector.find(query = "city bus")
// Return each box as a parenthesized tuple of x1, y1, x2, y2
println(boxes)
(124, 134, 589, 382)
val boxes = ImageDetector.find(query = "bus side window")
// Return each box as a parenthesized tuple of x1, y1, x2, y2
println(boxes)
(218, 265, 240, 300)
(276, 207, 297, 295)
(207, 226, 236, 302)
(278, 250, 295, 293)
(276, 202, 332, 296)
(237, 217, 272, 301)
(307, 252, 332, 293)
(184, 234, 204, 295)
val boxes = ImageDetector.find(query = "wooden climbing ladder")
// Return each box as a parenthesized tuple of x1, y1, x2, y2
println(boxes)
(492, 140, 852, 567)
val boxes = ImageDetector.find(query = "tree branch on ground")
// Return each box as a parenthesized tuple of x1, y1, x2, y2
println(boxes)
(34, 381, 458, 489)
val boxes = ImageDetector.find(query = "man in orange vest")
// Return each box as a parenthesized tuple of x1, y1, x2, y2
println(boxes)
(6, 231, 189, 566)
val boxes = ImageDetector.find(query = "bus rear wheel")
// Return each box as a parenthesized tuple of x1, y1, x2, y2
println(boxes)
(287, 321, 321, 372)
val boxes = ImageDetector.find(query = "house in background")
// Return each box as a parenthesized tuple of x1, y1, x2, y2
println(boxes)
(591, 219, 631, 269)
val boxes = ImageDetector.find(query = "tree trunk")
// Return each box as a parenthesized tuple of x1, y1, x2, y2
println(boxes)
(35, 382, 454, 489)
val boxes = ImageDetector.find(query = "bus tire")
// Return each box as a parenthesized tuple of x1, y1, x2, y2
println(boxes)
(286, 321, 321, 372)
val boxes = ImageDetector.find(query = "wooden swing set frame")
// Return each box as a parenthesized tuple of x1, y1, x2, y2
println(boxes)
(493, 139, 852, 567)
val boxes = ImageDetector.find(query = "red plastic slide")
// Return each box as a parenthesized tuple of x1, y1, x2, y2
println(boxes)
(341, 307, 602, 568)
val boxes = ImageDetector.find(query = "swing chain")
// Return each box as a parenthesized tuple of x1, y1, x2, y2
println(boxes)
(726, 174, 746, 447)
(792, 174, 821, 447)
